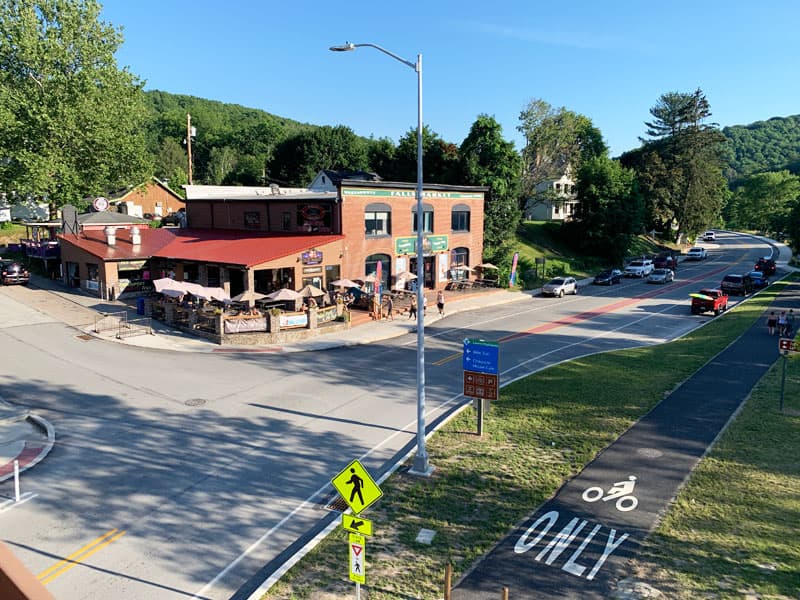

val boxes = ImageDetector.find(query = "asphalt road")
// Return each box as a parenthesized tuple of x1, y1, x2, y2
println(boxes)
(0, 232, 781, 599)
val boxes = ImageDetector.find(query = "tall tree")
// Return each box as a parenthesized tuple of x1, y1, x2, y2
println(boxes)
(389, 126, 460, 184)
(566, 156, 643, 263)
(153, 138, 187, 191)
(623, 89, 727, 241)
(0, 0, 150, 211)
(458, 114, 522, 256)
(517, 99, 606, 212)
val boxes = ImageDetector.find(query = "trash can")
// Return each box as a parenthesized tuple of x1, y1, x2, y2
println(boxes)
(136, 297, 145, 315)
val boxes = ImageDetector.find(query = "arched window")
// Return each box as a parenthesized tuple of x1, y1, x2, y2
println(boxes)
(451, 204, 470, 232)
(412, 203, 434, 233)
(450, 247, 470, 280)
(365, 253, 391, 292)
(365, 203, 391, 237)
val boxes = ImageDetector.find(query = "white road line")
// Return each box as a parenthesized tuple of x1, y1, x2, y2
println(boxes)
(0, 492, 38, 513)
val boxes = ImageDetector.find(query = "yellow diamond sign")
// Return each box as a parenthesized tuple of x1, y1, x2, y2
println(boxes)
(331, 459, 383, 514)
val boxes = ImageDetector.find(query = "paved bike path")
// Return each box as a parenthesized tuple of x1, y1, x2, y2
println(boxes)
(453, 284, 798, 599)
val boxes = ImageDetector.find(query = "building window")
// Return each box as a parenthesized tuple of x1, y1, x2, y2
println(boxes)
(412, 203, 434, 233)
(450, 247, 470, 280)
(298, 203, 331, 233)
(451, 204, 470, 232)
(365, 253, 391, 292)
(282, 211, 291, 231)
(244, 211, 260, 229)
(365, 203, 392, 237)
(554, 205, 560, 215)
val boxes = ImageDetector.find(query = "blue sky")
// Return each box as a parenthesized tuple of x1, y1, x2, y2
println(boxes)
(100, 0, 799, 157)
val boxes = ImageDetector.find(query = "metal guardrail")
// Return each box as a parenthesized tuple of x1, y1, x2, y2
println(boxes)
(94, 311, 127, 333)
(117, 317, 152, 339)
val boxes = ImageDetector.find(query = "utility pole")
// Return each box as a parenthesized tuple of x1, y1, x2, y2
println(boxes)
(186, 113, 194, 185)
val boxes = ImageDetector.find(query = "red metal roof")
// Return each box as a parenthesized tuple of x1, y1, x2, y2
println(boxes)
(154, 229, 344, 267)
(59, 228, 176, 260)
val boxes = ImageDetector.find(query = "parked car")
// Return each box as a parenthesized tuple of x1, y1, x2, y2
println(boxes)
(702, 230, 716, 241)
(691, 288, 728, 315)
(593, 269, 623, 285)
(754, 257, 776, 276)
(720, 273, 752, 296)
(542, 276, 578, 297)
(647, 268, 674, 284)
(747, 270, 769, 290)
(685, 247, 707, 260)
(624, 259, 655, 278)
(0, 260, 30, 285)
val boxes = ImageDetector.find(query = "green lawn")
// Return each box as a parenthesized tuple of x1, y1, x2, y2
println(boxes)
(262, 279, 799, 600)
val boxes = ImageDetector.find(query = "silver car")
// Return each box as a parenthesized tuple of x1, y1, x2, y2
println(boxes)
(542, 276, 578, 297)
(647, 268, 674, 284)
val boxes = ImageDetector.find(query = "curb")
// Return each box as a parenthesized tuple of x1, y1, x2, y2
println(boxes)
(0, 413, 56, 483)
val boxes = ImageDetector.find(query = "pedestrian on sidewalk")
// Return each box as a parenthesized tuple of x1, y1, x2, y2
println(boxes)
(408, 295, 417, 319)
(436, 289, 445, 316)
(385, 295, 394, 321)
(778, 310, 788, 336)
(422, 295, 427, 315)
(767, 311, 777, 335)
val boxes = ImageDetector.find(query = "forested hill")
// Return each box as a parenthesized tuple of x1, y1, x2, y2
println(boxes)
(723, 115, 800, 181)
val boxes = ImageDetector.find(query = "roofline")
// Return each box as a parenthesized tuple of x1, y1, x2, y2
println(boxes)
(184, 192, 339, 202)
(338, 179, 489, 193)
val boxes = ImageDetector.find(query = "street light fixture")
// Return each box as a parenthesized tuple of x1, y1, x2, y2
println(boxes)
(330, 42, 432, 476)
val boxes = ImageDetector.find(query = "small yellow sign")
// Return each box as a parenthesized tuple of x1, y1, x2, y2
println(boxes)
(342, 513, 374, 537)
(349, 533, 366, 584)
(331, 459, 383, 514)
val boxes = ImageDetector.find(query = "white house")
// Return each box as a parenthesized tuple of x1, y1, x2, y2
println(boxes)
(524, 172, 580, 221)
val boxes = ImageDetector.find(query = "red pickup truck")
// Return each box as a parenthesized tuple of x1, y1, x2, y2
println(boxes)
(690, 288, 729, 315)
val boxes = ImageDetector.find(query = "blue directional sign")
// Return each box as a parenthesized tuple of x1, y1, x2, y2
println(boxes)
(462, 338, 500, 375)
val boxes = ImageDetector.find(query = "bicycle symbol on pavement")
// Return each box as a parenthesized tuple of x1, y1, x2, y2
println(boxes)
(582, 475, 639, 512)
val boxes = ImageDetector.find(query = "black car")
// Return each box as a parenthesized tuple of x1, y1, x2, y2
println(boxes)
(754, 257, 776, 276)
(0, 261, 30, 285)
(593, 269, 623, 285)
(720, 273, 752, 296)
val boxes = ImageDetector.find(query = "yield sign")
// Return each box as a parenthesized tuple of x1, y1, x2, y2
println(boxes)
(349, 533, 366, 584)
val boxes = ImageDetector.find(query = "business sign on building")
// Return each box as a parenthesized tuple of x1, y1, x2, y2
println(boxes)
(394, 235, 449, 255)
(301, 249, 323, 265)
(342, 188, 483, 200)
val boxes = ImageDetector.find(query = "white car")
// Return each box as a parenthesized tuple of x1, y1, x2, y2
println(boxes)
(624, 259, 654, 278)
(542, 276, 578, 297)
(686, 247, 707, 260)
(702, 231, 716, 241)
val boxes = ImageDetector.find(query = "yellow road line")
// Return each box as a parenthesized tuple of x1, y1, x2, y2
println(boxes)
(37, 528, 126, 585)
(432, 352, 462, 366)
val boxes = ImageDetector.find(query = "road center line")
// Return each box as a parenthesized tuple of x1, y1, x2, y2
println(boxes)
(37, 528, 126, 585)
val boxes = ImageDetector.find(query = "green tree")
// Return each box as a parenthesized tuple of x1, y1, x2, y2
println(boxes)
(726, 170, 800, 233)
(623, 89, 727, 241)
(154, 138, 187, 190)
(566, 156, 643, 262)
(389, 126, 460, 184)
(269, 125, 368, 186)
(206, 146, 238, 185)
(517, 99, 606, 213)
(458, 114, 522, 256)
(0, 0, 150, 211)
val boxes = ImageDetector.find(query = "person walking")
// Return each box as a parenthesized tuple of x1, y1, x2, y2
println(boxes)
(787, 309, 796, 337)
(767, 311, 777, 335)
(408, 295, 417, 319)
(778, 311, 788, 336)
(385, 295, 394, 321)
(436, 289, 445, 316)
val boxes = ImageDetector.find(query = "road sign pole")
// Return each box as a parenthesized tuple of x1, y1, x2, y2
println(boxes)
(355, 581, 360, 600)
(477, 398, 484, 437)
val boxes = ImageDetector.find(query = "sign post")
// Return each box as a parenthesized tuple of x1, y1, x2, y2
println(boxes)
(778, 338, 797, 413)
(463, 339, 500, 436)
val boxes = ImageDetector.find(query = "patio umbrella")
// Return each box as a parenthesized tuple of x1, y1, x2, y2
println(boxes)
(266, 288, 302, 301)
(330, 278, 361, 289)
(231, 291, 268, 302)
(476, 262, 499, 270)
(153, 277, 183, 293)
(298, 284, 325, 298)
(394, 271, 418, 280)
(360, 273, 378, 283)
(160, 288, 184, 299)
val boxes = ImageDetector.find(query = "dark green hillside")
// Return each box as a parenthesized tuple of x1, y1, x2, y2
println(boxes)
(723, 115, 800, 181)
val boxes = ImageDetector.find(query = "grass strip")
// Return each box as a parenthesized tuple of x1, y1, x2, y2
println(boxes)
(262, 279, 797, 599)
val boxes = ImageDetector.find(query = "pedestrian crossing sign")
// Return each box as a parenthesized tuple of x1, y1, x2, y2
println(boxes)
(331, 459, 383, 514)
(349, 533, 366, 584)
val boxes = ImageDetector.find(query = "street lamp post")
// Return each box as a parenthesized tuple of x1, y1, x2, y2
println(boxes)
(330, 42, 432, 476)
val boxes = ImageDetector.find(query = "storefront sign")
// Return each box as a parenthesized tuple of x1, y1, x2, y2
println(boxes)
(303, 266, 323, 274)
(301, 249, 323, 265)
(117, 260, 148, 270)
(342, 188, 483, 200)
(280, 313, 308, 328)
(317, 306, 338, 324)
(394, 235, 449, 255)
